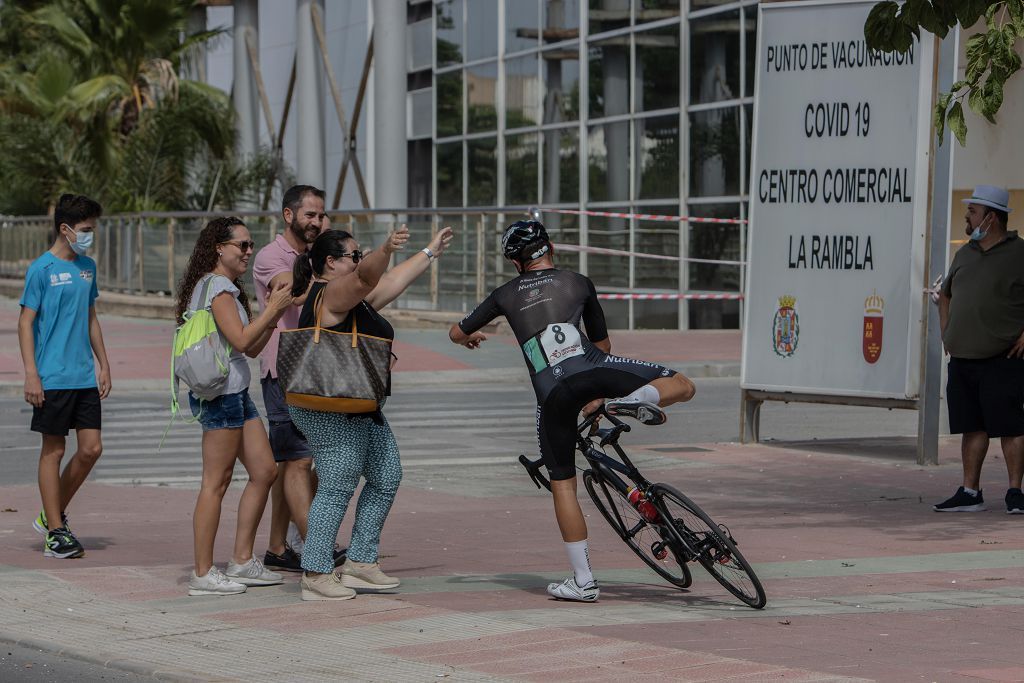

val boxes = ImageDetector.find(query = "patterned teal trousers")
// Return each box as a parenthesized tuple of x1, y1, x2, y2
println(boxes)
(288, 407, 403, 574)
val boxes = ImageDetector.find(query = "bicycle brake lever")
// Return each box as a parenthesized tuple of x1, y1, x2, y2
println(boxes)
(518, 454, 551, 492)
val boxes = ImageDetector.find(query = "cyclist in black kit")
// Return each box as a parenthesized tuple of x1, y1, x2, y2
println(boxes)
(449, 220, 696, 602)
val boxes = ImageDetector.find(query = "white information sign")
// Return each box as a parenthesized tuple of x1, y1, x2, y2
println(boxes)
(741, 0, 935, 399)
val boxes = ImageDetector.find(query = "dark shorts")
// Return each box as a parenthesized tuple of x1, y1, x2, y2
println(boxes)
(260, 375, 311, 462)
(947, 356, 1024, 437)
(533, 349, 676, 480)
(189, 389, 260, 432)
(31, 388, 101, 436)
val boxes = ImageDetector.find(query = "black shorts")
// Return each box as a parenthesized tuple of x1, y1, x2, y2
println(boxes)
(260, 375, 311, 462)
(533, 348, 676, 480)
(31, 388, 102, 436)
(947, 356, 1024, 437)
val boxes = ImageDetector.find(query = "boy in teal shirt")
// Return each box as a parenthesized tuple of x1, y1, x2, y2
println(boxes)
(18, 194, 111, 558)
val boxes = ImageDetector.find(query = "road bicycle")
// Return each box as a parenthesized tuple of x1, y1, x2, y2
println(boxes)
(519, 405, 767, 609)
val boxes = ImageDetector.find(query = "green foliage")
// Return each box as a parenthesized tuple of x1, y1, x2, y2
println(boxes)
(865, 0, 1023, 146)
(0, 0, 285, 214)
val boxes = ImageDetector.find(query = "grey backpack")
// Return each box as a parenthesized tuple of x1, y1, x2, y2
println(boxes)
(170, 276, 232, 414)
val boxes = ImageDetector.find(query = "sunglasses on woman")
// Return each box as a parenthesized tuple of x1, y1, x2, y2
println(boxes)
(336, 250, 363, 264)
(221, 240, 256, 252)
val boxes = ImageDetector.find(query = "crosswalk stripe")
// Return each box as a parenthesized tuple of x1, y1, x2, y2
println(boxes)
(92, 455, 522, 485)
(60, 395, 548, 487)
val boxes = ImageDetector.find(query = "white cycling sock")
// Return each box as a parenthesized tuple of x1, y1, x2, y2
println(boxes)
(564, 539, 594, 587)
(623, 384, 660, 406)
(963, 486, 979, 496)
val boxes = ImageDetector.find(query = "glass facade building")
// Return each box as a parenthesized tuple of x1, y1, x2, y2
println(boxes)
(408, 0, 757, 329)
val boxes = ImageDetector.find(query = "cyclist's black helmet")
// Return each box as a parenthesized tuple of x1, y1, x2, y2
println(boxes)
(502, 220, 550, 262)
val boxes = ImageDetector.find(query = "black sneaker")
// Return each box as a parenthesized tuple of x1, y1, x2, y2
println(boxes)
(933, 487, 986, 512)
(44, 527, 85, 559)
(1005, 488, 1024, 515)
(263, 545, 302, 572)
(333, 546, 347, 567)
(605, 399, 667, 426)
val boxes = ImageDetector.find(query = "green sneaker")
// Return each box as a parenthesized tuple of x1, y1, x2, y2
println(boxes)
(44, 527, 84, 559)
(33, 510, 70, 536)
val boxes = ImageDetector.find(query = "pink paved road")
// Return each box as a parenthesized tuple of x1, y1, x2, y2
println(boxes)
(1, 435, 1022, 681)
(0, 299, 740, 389)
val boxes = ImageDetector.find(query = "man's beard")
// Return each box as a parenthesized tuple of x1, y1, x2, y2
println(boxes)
(290, 218, 318, 244)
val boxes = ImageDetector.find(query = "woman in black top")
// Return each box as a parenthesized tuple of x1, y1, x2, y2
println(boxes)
(287, 226, 453, 601)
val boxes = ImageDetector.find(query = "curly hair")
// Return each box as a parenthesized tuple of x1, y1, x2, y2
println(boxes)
(175, 217, 253, 324)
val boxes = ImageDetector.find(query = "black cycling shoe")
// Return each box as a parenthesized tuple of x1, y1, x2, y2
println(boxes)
(605, 399, 666, 426)
(264, 545, 303, 572)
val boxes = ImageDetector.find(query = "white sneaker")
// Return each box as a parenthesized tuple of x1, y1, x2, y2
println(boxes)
(225, 557, 284, 586)
(188, 567, 247, 596)
(546, 576, 599, 602)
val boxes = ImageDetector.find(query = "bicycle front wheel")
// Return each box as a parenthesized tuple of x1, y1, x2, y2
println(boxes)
(649, 484, 766, 609)
(583, 470, 692, 588)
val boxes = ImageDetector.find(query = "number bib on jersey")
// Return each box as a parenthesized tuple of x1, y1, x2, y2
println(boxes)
(522, 323, 584, 373)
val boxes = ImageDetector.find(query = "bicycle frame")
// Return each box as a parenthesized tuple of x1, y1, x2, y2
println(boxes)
(575, 408, 650, 498)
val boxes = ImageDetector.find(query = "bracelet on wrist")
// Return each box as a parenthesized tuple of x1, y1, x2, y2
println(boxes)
(422, 247, 436, 262)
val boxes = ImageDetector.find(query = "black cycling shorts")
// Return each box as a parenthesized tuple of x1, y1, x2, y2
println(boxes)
(947, 356, 1024, 437)
(533, 349, 675, 480)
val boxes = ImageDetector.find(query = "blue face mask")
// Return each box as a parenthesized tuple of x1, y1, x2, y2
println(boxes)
(969, 214, 991, 242)
(66, 227, 94, 255)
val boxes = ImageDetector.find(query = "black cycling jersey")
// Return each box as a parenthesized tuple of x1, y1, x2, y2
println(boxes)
(459, 267, 675, 481)
(458, 268, 608, 352)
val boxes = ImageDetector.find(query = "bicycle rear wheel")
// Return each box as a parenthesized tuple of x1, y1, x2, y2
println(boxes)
(649, 484, 766, 609)
(583, 470, 692, 588)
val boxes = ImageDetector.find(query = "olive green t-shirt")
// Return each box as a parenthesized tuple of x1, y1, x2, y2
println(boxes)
(942, 231, 1024, 358)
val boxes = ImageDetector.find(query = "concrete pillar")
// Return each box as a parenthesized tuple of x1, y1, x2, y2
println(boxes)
(233, 0, 260, 159)
(296, 0, 326, 188)
(602, 0, 630, 205)
(373, 0, 408, 209)
(185, 5, 208, 83)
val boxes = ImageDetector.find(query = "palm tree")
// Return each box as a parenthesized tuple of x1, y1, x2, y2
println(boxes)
(0, 0, 283, 214)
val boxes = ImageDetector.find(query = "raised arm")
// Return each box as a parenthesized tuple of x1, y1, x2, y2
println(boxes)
(366, 227, 454, 310)
(322, 226, 409, 316)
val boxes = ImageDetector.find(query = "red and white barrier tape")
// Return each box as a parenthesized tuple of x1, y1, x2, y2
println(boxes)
(597, 293, 743, 301)
(555, 242, 745, 267)
(540, 207, 747, 226)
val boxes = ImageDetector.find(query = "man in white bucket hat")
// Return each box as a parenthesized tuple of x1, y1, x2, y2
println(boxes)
(936, 185, 1024, 514)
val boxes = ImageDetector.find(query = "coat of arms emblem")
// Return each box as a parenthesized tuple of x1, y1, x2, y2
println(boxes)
(772, 295, 799, 358)
(863, 291, 884, 364)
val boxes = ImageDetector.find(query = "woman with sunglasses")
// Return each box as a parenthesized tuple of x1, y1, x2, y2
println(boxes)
(175, 216, 295, 596)
(289, 225, 453, 600)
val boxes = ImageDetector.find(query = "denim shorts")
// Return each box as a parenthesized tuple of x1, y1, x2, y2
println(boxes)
(189, 389, 260, 431)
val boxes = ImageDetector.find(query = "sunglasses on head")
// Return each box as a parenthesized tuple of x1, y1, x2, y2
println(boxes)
(221, 240, 256, 252)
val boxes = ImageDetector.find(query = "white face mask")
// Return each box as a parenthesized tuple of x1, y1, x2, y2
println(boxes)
(65, 226, 94, 255)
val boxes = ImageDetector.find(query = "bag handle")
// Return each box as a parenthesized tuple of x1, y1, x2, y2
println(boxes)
(313, 288, 326, 344)
(312, 286, 359, 348)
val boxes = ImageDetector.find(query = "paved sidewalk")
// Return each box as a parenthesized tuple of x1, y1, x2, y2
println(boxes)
(1, 435, 1023, 681)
